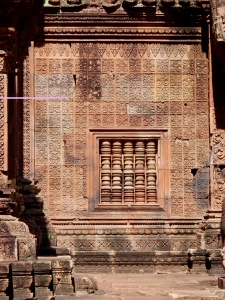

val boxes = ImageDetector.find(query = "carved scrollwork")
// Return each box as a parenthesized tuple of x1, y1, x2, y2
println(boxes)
(213, 129, 225, 164)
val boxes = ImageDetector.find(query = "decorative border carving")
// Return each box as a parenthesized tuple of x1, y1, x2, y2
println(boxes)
(38, 27, 202, 40)
(23, 50, 31, 179)
(58, 236, 197, 252)
(0, 73, 7, 172)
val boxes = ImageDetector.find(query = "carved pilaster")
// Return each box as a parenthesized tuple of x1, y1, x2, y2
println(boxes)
(22, 53, 31, 179)
(0, 59, 8, 173)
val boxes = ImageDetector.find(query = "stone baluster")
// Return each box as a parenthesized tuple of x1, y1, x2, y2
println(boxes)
(146, 140, 157, 203)
(134, 141, 145, 203)
(123, 141, 134, 203)
(100, 140, 112, 203)
(111, 141, 122, 202)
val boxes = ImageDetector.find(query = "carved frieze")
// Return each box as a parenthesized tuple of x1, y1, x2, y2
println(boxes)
(57, 236, 197, 252)
(39, 27, 202, 39)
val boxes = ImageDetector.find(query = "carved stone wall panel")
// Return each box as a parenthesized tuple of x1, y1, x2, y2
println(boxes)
(212, 166, 225, 209)
(57, 236, 197, 252)
(32, 42, 209, 219)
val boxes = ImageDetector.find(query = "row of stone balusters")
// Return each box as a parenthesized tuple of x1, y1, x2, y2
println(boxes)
(100, 140, 157, 204)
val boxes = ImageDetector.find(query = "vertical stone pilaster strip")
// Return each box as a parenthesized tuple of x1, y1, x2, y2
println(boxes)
(23, 48, 31, 178)
(146, 140, 157, 203)
(111, 140, 122, 202)
(0, 73, 8, 172)
(123, 141, 134, 203)
(0, 52, 8, 173)
(30, 41, 35, 181)
(3, 74, 7, 172)
(100, 140, 112, 203)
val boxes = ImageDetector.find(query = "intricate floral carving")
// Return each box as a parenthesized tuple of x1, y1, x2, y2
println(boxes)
(213, 167, 225, 209)
(109, 43, 121, 57)
(156, 59, 169, 73)
(30, 41, 209, 225)
(213, 129, 225, 164)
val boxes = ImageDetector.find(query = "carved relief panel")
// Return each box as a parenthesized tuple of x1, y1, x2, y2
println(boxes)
(30, 42, 209, 219)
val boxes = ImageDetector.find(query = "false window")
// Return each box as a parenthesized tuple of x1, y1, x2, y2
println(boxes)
(88, 129, 169, 213)
(100, 140, 157, 204)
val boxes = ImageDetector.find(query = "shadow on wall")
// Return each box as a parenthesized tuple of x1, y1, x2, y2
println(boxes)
(191, 167, 210, 217)
(17, 45, 59, 252)
(213, 43, 225, 130)
(211, 44, 225, 210)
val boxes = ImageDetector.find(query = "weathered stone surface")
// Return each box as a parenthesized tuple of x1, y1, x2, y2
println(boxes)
(40, 247, 70, 256)
(73, 275, 98, 293)
(11, 262, 33, 274)
(12, 276, 33, 289)
(13, 289, 33, 300)
(188, 249, 207, 274)
(0, 295, 8, 300)
(0, 264, 9, 274)
(54, 284, 74, 295)
(33, 260, 52, 273)
(34, 287, 53, 300)
(34, 274, 52, 287)
(52, 259, 72, 271)
(0, 280, 8, 293)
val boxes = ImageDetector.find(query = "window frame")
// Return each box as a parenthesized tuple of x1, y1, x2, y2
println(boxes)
(87, 128, 170, 216)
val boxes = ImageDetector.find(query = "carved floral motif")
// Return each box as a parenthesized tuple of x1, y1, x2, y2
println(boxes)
(31, 42, 209, 220)
(213, 129, 225, 164)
